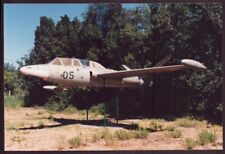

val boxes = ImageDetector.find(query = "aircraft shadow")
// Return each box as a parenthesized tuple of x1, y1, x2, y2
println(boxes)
(18, 118, 139, 131)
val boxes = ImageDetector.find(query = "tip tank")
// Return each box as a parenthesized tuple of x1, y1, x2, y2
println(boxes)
(181, 59, 207, 70)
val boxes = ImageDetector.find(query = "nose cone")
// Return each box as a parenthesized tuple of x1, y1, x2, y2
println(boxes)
(19, 65, 49, 79)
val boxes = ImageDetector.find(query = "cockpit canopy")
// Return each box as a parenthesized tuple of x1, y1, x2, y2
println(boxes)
(48, 57, 105, 69)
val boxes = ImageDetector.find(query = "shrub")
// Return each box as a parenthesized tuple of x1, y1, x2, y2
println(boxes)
(198, 129, 216, 145)
(176, 118, 197, 128)
(149, 120, 164, 132)
(115, 129, 133, 140)
(37, 121, 44, 128)
(185, 138, 197, 150)
(4, 95, 24, 108)
(132, 128, 148, 139)
(63, 105, 78, 113)
(165, 125, 176, 131)
(100, 128, 115, 146)
(91, 133, 101, 143)
(90, 103, 104, 116)
(68, 136, 82, 148)
(168, 129, 182, 138)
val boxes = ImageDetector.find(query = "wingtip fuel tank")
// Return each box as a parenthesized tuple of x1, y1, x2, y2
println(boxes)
(181, 59, 207, 70)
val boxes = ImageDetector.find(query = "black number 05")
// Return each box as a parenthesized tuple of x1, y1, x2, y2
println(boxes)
(61, 71, 74, 80)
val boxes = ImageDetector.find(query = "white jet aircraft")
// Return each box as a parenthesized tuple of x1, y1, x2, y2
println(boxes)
(20, 56, 206, 90)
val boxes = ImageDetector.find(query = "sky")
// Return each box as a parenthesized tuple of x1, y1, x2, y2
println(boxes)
(4, 3, 140, 68)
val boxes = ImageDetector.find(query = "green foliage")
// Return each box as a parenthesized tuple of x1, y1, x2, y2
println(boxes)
(4, 95, 24, 108)
(198, 129, 216, 145)
(68, 136, 82, 148)
(185, 138, 197, 150)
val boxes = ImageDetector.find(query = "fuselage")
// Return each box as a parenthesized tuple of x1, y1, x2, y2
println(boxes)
(20, 58, 144, 88)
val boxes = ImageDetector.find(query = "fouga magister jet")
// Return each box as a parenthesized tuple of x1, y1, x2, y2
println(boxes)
(19, 56, 206, 90)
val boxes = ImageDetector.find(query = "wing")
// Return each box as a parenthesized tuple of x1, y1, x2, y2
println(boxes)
(97, 65, 187, 79)
(97, 58, 207, 79)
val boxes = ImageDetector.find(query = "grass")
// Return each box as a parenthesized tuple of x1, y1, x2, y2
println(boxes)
(37, 121, 44, 128)
(91, 133, 101, 143)
(176, 117, 198, 128)
(167, 129, 182, 138)
(198, 129, 216, 145)
(11, 136, 26, 143)
(185, 138, 197, 150)
(165, 125, 176, 131)
(149, 120, 164, 132)
(68, 136, 82, 148)
(4, 95, 24, 108)
(89, 103, 104, 117)
(115, 129, 133, 140)
(132, 128, 148, 139)
(100, 128, 115, 146)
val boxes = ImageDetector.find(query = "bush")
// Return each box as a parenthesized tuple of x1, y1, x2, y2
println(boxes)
(185, 138, 197, 150)
(168, 129, 182, 138)
(198, 129, 216, 145)
(68, 136, 82, 148)
(132, 128, 148, 139)
(149, 120, 164, 132)
(90, 103, 104, 116)
(176, 118, 197, 128)
(37, 121, 44, 128)
(165, 125, 176, 131)
(115, 129, 133, 140)
(4, 95, 24, 108)
(91, 133, 101, 143)
(100, 128, 115, 146)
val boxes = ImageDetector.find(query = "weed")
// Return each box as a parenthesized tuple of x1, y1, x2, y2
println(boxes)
(91, 133, 101, 143)
(149, 120, 164, 132)
(104, 134, 115, 146)
(57, 135, 66, 150)
(63, 105, 78, 113)
(176, 118, 197, 128)
(101, 128, 110, 139)
(90, 103, 104, 116)
(185, 138, 197, 150)
(11, 136, 26, 143)
(115, 129, 133, 140)
(168, 129, 182, 138)
(22, 130, 30, 134)
(68, 136, 82, 148)
(37, 121, 44, 128)
(37, 111, 44, 115)
(132, 128, 148, 139)
(6, 124, 17, 130)
(48, 114, 54, 121)
(198, 129, 216, 145)
(100, 128, 116, 146)
(4, 95, 24, 108)
(165, 125, 176, 131)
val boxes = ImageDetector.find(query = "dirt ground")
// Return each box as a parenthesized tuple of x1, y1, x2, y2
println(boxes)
(4, 107, 223, 151)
